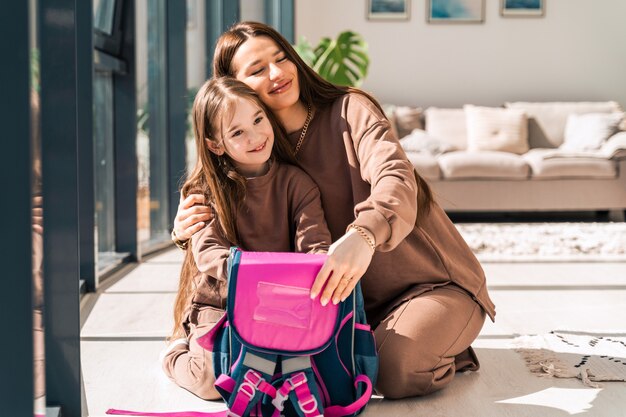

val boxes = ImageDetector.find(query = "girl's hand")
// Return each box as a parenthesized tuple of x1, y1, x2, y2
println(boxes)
(310, 228, 375, 306)
(172, 194, 212, 241)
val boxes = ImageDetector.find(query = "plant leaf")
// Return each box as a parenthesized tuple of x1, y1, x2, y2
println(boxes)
(312, 31, 369, 87)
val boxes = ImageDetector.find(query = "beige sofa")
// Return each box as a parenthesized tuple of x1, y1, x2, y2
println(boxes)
(388, 101, 626, 213)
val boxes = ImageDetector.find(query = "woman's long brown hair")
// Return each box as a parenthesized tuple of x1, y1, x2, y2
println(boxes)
(213, 21, 433, 219)
(170, 77, 296, 339)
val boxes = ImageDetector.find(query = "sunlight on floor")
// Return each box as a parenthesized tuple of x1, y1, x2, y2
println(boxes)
(81, 250, 626, 416)
(496, 387, 602, 415)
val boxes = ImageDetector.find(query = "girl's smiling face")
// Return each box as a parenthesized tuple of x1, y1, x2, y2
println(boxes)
(209, 98, 274, 177)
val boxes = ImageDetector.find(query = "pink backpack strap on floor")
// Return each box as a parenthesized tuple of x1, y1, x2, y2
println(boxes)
(106, 409, 229, 417)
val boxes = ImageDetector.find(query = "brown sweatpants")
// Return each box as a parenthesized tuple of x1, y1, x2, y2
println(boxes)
(162, 305, 224, 400)
(374, 284, 486, 399)
(163, 285, 485, 401)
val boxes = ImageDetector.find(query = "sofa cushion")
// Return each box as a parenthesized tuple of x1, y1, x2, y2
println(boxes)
(405, 151, 440, 180)
(504, 101, 624, 148)
(523, 149, 617, 179)
(438, 151, 529, 179)
(464, 105, 529, 154)
(424, 108, 466, 150)
(394, 106, 424, 139)
(560, 112, 624, 151)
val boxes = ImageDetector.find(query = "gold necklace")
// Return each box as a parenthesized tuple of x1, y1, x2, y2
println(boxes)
(294, 104, 312, 156)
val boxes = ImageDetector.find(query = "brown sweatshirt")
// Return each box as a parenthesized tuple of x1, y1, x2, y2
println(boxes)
(191, 161, 332, 308)
(288, 93, 496, 327)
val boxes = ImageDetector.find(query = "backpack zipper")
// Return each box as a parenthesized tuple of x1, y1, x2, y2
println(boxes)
(351, 293, 356, 375)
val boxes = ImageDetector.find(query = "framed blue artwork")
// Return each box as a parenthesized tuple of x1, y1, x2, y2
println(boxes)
(368, 0, 410, 20)
(428, 0, 485, 24)
(501, 0, 545, 17)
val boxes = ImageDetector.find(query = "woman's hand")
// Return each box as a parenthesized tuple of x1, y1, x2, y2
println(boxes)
(172, 194, 212, 242)
(310, 228, 375, 306)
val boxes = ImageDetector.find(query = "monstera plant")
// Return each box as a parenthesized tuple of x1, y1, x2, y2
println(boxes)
(294, 30, 369, 87)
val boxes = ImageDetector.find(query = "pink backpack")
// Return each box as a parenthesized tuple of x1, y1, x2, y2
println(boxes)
(108, 249, 378, 417)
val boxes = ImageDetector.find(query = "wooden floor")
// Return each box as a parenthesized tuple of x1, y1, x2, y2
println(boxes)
(81, 249, 626, 417)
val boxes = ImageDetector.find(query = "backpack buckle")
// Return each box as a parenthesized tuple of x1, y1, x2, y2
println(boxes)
(286, 372, 307, 390)
(298, 395, 319, 415)
(238, 369, 263, 399)
(272, 372, 308, 412)
(243, 369, 263, 388)
(271, 390, 288, 412)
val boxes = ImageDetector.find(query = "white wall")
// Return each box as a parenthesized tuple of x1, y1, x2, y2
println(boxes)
(241, 0, 265, 23)
(295, 0, 626, 108)
(186, 0, 207, 89)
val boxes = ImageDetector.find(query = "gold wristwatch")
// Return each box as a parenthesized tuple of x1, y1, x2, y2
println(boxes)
(171, 229, 189, 250)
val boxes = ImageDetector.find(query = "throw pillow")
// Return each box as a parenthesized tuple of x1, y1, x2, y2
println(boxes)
(504, 101, 623, 148)
(399, 128, 455, 156)
(560, 112, 624, 151)
(394, 106, 423, 139)
(424, 107, 467, 150)
(464, 105, 529, 154)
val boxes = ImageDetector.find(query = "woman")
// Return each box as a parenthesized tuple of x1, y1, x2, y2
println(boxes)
(172, 21, 495, 399)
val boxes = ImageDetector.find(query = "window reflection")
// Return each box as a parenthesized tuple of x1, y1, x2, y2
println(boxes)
(30, 0, 45, 410)
(136, 0, 170, 247)
(185, 0, 206, 175)
(94, 0, 116, 35)
(94, 72, 116, 260)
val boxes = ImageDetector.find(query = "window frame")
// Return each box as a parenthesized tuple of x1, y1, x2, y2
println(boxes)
(94, 0, 125, 56)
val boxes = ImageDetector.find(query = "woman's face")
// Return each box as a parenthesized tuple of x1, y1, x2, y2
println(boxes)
(231, 36, 300, 113)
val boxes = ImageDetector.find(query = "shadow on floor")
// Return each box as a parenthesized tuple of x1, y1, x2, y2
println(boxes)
(363, 347, 624, 417)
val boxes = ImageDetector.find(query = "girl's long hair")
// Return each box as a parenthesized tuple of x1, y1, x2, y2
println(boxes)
(213, 21, 433, 219)
(170, 77, 296, 339)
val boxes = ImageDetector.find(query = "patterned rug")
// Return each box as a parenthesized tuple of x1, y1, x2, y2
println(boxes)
(513, 331, 626, 388)
(455, 222, 626, 262)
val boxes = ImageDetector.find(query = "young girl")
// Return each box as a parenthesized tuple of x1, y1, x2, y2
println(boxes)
(162, 77, 334, 400)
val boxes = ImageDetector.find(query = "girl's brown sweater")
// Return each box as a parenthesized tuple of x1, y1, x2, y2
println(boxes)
(191, 161, 332, 308)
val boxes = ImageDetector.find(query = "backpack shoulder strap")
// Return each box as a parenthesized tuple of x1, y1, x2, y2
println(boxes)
(273, 356, 324, 417)
(217, 347, 277, 417)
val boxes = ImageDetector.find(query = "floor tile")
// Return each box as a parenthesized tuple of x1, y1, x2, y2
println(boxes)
(146, 248, 185, 264)
(484, 262, 626, 287)
(82, 340, 226, 416)
(485, 289, 626, 336)
(105, 264, 181, 293)
(81, 293, 176, 338)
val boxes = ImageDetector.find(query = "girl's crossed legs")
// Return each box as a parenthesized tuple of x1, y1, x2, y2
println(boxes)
(162, 306, 223, 400)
